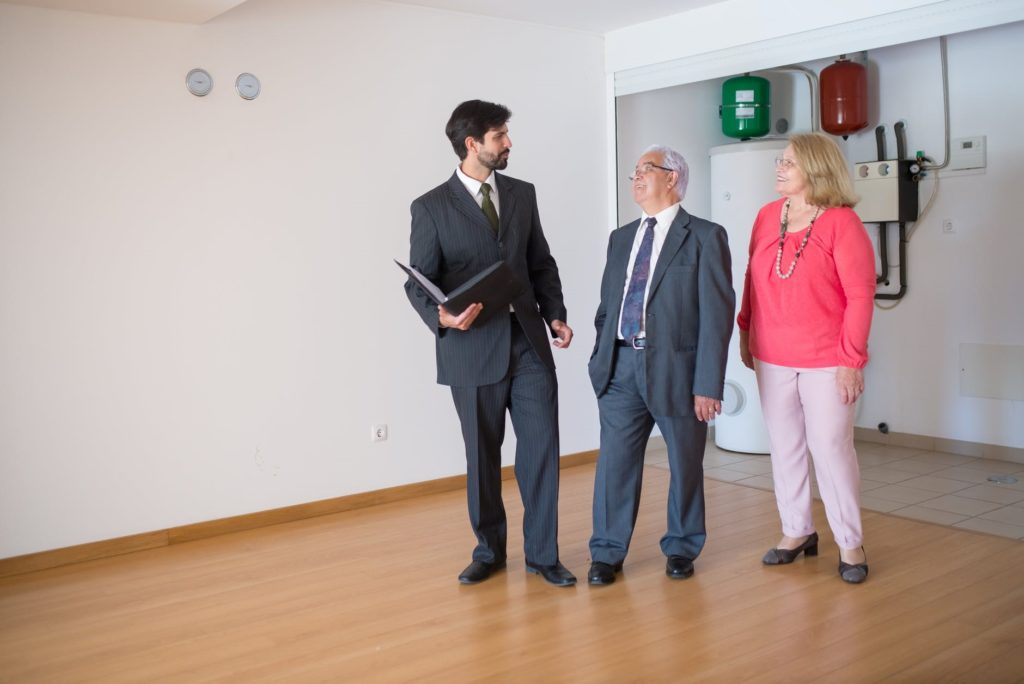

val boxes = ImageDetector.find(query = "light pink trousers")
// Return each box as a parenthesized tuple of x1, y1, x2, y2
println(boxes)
(754, 359, 864, 549)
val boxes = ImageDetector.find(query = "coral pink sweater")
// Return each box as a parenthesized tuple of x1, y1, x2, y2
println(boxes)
(737, 198, 876, 369)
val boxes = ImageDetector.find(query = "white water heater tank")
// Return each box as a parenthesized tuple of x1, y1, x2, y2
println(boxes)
(710, 139, 788, 454)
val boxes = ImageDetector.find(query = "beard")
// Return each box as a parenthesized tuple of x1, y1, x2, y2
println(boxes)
(478, 149, 509, 171)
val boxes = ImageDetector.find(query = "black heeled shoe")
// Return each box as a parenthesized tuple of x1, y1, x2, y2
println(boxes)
(762, 532, 819, 565)
(839, 547, 869, 584)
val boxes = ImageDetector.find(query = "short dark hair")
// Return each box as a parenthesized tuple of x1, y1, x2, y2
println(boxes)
(445, 100, 511, 160)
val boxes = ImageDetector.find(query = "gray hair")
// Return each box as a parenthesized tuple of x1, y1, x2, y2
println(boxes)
(643, 144, 689, 201)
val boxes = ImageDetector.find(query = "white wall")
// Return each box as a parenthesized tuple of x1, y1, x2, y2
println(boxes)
(612, 22, 1024, 449)
(0, 0, 608, 558)
(615, 72, 812, 225)
(841, 25, 1024, 449)
(614, 79, 727, 226)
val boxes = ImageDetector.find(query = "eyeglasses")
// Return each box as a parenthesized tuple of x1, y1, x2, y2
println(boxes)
(774, 157, 798, 170)
(628, 163, 673, 181)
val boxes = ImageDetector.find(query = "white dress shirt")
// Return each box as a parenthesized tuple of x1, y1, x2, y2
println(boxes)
(456, 166, 500, 216)
(456, 165, 513, 312)
(616, 202, 681, 340)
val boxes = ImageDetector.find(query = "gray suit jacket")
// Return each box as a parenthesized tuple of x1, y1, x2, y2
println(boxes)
(406, 172, 566, 388)
(588, 209, 735, 416)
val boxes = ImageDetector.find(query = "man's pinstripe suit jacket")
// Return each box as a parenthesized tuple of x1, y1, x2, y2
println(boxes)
(405, 172, 566, 388)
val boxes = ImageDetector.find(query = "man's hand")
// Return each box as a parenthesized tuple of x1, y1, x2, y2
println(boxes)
(551, 320, 573, 349)
(439, 303, 482, 331)
(836, 366, 864, 405)
(694, 395, 722, 422)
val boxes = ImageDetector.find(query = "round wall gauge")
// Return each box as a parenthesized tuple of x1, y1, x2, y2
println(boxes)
(235, 73, 261, 100)
(185, 68, 213, 97)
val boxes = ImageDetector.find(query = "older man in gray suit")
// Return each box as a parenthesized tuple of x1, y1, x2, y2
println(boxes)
(405, 100, 575, 587)
(587, 145, 734, 586)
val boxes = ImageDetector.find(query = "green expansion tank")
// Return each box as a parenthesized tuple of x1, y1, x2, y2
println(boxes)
(721, 74, 771, 139)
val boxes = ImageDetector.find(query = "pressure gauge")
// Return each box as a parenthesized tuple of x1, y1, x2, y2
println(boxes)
(235, 73, 261, 100)
(185, 68, 213, 97)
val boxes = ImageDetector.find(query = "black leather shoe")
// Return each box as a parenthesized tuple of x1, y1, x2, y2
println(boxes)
(839, 548, 869, 584)
(458, 559, 505, 584)
(762, 532, 820, 565)
(665, 555, 694, 579)
(525, 560, 577, 587)
(587, 561, 622, 586)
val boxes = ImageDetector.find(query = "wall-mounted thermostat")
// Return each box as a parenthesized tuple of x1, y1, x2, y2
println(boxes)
(949, 136, 986, 171)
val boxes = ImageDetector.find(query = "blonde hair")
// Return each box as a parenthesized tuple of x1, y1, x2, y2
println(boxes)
(789, 133, 858, 208)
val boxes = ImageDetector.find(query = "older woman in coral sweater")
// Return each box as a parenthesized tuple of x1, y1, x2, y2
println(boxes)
(738, 132, 876, 584)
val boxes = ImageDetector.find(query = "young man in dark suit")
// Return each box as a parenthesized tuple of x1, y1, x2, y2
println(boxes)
(405, 100, 575, 586)
(586, 145, 734, 586)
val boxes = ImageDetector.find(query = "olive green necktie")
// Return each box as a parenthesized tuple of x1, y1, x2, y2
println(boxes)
(480, 182, 499, 236)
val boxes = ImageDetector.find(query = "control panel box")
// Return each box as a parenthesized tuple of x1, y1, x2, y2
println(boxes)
(853, 159, 919, 224)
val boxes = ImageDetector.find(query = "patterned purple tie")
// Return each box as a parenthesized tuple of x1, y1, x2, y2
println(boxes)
(620, 217, 657, 342)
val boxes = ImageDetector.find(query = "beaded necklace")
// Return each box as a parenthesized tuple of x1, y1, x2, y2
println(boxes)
(775, 199, 822, 279)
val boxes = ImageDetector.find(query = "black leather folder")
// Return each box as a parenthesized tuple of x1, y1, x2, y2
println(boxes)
(396, 259, 525, 324)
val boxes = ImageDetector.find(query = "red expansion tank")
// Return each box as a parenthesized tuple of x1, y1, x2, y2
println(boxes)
(820, 55, 868, 138)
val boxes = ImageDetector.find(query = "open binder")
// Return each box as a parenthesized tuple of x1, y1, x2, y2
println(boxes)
(396, 259, 524, 324)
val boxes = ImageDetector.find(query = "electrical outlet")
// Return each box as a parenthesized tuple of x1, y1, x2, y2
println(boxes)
(942, 219, 955, 234)
(371, 424, 388, 442)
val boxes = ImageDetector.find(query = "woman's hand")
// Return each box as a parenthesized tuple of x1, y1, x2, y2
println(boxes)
(836, 366, 864, 405)
(739, 330, 754, 369)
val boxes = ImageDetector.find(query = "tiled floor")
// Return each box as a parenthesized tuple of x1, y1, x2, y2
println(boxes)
(645, 439, 1024, 540)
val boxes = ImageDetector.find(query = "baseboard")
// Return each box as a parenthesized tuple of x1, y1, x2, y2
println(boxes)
(0, 449, 599, 579)
(853, 427, 1024, 464)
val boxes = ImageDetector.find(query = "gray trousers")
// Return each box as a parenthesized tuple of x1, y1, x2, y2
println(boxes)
(589, 346, 707, 565)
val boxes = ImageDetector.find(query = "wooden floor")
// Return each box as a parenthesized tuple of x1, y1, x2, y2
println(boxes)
(2, 463, 1024, 683)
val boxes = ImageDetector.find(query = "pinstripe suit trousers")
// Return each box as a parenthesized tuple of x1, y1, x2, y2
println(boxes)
(450, 315, 561, 566)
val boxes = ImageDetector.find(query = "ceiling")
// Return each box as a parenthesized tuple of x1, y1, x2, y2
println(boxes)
(381, 0, 727, 34)
(0, 0, 249, 24)
(0, 0, 727, 31)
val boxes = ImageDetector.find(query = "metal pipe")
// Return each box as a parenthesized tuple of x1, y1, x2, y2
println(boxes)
(873, 125, 889, 284)
(876, 223, 889, 285)
(759, 65, 820, 132)
(875, 222, 908, 300)
(921, 36, 951, 170)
